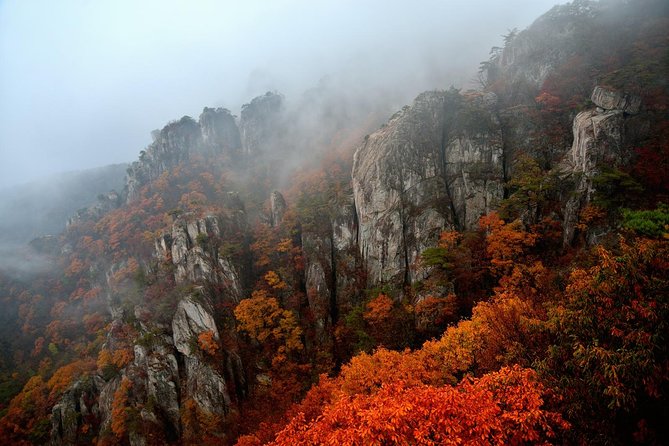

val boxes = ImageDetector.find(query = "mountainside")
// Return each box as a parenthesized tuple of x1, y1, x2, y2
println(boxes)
(1, 1, 668, 445)
(0, 164, 127, 252)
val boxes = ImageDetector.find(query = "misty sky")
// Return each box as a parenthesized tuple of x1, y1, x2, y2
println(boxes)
(0, 0, 560, 189)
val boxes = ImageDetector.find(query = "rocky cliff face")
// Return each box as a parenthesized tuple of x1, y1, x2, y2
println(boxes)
(486, 1, 598, 103)
(352, 90, 504, 285)
(199, 107, 242, 156)
(66, 191, 122, 229)
(51, 208, 249, 445)
(269, 190, 287, 227)
(126, 116, 201, 203)
(50, 376, 104, 446)
(50, 72, 646, 446)
(126, 96, 279, 203)
(156, 215, 240, 297)
(561, 86, 642, 244)
(171, 295, 235, 419)
(239, 92, 284, 157)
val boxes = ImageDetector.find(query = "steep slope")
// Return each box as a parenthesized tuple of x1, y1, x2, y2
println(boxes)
(125, 108, 241, 203)
(0, 164, 127, 250)
(0, 1, 667, 445)
(353, 90, 504, 285)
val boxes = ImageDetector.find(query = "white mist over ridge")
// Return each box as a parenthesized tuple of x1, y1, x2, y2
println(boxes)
(0, 0, 560, 189)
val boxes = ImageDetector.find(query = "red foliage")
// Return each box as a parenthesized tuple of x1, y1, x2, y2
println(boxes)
(271, 366, 567, 445)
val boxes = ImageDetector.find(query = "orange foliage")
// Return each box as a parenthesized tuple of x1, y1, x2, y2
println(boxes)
(111, 377, 132, 438)
(97, 348, 113, 371)
(234, 291, 303, 358)
(576, 204, 606, 232)
(65, 257, 86, 277)
(46, 358, 95, 399)
(479, 212, 537, 277)
(276, 238, 293, 253)
(363, 293, 393, 326)
(414, 294, 458, 336)
(97, 346, 133, 371)
(264, 270, 287, 290)
(336, 348, 435, 396)
(271, 366, 567, 445)
(112, 347, 134, 369)
(0, 375, 50, 445)
(198, 330, 220, 356)
(438, 229, 461, 249)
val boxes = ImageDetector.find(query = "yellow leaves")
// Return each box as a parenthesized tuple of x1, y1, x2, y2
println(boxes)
(234, 292, 303, 356)
(337, 348, 431, 396)
(276, 238, 293, 253)
(420, 320, 480, 382)
(265, 270, 288, 290)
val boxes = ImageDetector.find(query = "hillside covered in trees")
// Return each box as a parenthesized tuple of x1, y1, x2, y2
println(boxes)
(0, 0, 668, 445)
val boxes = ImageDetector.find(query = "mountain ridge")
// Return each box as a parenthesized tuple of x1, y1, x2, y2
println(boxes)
(1, 0, 667, 444)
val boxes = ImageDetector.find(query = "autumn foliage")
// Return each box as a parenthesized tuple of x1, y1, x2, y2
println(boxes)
(269, 366, 566, 445)
(111, 377, 132, 438)
(234, 291, 303, 360)
(2, 7, 669, 443)
(198, 330, 220, 356)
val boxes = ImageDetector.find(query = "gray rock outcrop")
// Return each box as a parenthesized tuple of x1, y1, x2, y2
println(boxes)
(239, 91, 284, 156)
(561, 85, 639, 244)
(131, 337, 181, 439)
(184, 356, 231, 416)
(172, 295, 220, 356)
(484, 1, 598, 103)
(302, 231, 333, 337)
(125, 107, 244, 203)
(171, 294, 233, 416)
(352, 90, 504, 285)
(591, 86, 641, 114)
(269, 190, 287, 227)
(155, 213, 245, 301)
(49, 377, 104, 446)
(66, 190, 121, 228)
(199, 107, 242, 155)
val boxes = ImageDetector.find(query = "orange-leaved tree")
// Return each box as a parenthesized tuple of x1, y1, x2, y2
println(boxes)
(234, 290, 303, 365)
(270, 366, 567, 445)
(479, 211, 538, 277)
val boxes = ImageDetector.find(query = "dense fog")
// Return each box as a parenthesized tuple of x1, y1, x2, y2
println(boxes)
(1, 0, 559, 189)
